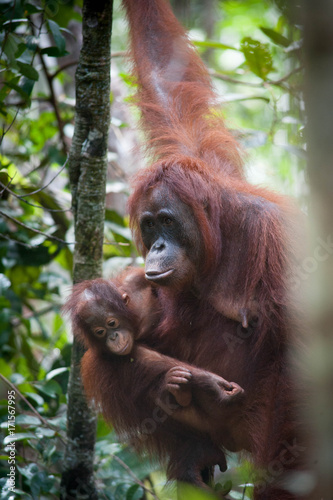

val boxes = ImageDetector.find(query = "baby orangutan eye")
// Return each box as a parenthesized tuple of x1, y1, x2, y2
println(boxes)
(94, 327, 106, 337)
(107, 318, 119, 328)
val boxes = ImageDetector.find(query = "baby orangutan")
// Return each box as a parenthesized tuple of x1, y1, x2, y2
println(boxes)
(64, 271, 247, 487)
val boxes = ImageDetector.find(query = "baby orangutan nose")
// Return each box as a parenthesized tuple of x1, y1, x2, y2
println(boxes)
(109, 331, 118, 341)
(105, 328, 134, 356)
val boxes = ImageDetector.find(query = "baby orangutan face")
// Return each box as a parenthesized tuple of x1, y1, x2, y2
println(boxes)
(91, 313, 134, 356)
(78, 295, 134, 356)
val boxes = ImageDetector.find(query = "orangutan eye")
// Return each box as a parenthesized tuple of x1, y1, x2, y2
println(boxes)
(163, 217, 173, 225)
(107, 318, 119, 328)
(94, 327, 106, 337)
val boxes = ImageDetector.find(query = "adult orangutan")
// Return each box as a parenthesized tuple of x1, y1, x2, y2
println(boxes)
(64, 272, 246, 487)
(120, 0, 306, 499)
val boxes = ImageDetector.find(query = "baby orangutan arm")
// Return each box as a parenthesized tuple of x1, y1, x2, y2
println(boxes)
(165, 365, 244, 408)
(162, 364, 245, 438)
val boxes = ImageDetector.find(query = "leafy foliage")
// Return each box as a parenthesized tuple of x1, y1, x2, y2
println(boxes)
(240, 37, 274, 79)
(0, 0, 305, 498)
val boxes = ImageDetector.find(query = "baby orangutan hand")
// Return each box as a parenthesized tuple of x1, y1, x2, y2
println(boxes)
(165, 366, 193, 407)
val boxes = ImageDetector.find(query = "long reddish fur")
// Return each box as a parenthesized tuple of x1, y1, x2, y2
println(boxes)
(63, 278, 235, 484)
(121, 1, 305, 498)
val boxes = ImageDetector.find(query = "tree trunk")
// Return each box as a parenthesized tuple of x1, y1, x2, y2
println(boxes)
(303, 1, 333, 498)
(60, 0, 113, 497)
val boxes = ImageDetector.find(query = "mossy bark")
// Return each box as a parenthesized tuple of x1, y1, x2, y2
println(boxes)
(60, 0, 113, 497)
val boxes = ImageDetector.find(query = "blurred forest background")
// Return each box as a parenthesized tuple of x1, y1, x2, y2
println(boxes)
(0, 0, 321, 498)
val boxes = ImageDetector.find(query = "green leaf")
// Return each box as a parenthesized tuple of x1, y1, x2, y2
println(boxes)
(36, 427, 55, 437)
(41, 46, 64, 57)
(48, 20, 66, 56)
(46, 367, 69, 380)
(25, 3, 43, 14)
(106, 221, 132, 240)
(0, 103, 8, 117)
(60, 27, 75, 38)
(11, 373, 25, 385)
(0, 77, 19, 101)
(0, 159, 12, 170)
(241, 37, 274, 80)
(177, 482, 218, 499)
(126, 484, 143, 500)
(16, 415, 41, 426)
(119, 72, 137, 87)
(44, 443, 57, 459)
(25, 39, 38, 52)
(229, 490, 252, 500)
(5, 79, 31, 103)
(35, 380, 62, 398)
(260, 27, 290, 47)
(45, 413, 67, 432)
(105, 208, 127, 226)
(194, 40, 237, 51)
(15, 43, 28, 60)
(215, 479, 232, 495)
(13, 244, 58, 267)
(0, 358, 12, 377)
(4, 432, 36, 444)
(50, 3, 82, 27)
(0, 273, 11, 293)
(17, 462, 39, 479)
(16, 61, 39, 81)
(25, 392, 44, 406)
(3, 33, 19, 64)
(3, 18, 29, 27)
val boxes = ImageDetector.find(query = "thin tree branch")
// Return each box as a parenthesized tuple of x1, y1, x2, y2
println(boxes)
(0, 233, 33, 248)
(209, 69, 262, 87)
(104, 239, 130, 246)
(50, 51, 126, 80)
(8, 96, 56, 107)
(51, 60, 78, 80)
(0, 230, 127, 249)
(110, 50, 126, 58)
(0, 171, 16, 196)
(38, 50, 68, 154)
(0, 373, 66, 446)
(0, 209, 73, 245)
(111, 454, 159, 500)
(0, 109, 19, 146)
(267, 65, 304, 85)
(18, 158, 68, 197)
(13, 305, 57, 324)
(209, 65, 303, 89)
(0, 179, 72, 212)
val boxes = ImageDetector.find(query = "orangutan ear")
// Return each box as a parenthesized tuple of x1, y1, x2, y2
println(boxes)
(122, 292, 130, 305)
